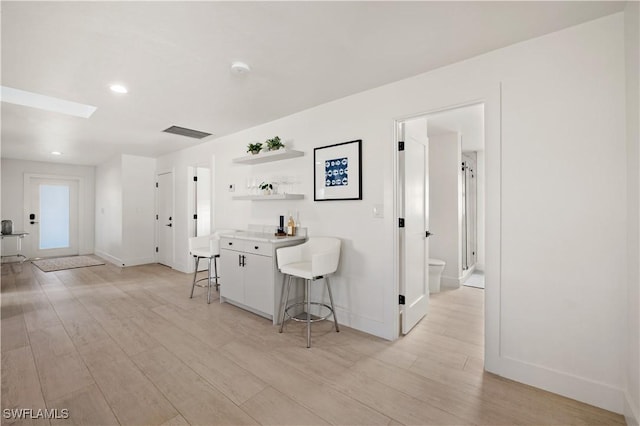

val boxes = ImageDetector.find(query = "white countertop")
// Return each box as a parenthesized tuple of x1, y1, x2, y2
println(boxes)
(222, 231, 306, 243)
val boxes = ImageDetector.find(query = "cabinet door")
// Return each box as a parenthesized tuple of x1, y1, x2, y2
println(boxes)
(243, 253, 274, 316)
(219, 249, 244, 303)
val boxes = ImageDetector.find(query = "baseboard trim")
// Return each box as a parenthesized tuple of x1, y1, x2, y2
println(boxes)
(121, 256, 155, 267)
(489, 355, 624, 414)
(94, 250, 124, 267)
(626, 391, 640, 426)
(334, 305, 393, 340)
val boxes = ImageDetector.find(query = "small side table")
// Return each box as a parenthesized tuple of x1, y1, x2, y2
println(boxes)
(1, 232, 29, 263)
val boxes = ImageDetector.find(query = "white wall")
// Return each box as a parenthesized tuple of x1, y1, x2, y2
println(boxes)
(95, 156, 123, 263)
(497, 14, 626, 413)
(95, 154, 156, 266)
(625, 1, 640, 424)
(122, 155, 156, 266)
(428, 132, 462, 286)
(0, 159, 95, 258)
(156, 13, 627, 413)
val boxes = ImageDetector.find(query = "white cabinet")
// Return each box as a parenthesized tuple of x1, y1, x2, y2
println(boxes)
(219, 234, 304, 323)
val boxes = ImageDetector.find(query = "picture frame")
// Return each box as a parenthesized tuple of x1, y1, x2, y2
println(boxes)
(314, 139, 362, 201)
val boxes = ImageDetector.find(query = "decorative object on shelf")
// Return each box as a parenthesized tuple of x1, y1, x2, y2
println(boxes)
(314, 139, 362, 201)
(276, 215, 287, 236)
(265, 136, 285, 151)
(259, 182, 273, 195)
(247, 142, 263, 155)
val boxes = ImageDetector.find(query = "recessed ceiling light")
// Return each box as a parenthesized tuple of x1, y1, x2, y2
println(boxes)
(109, 84, 128, 94)
(230, 62, 251, 74)
(0, 86, 97, 118)
(51, 151, 62, 156)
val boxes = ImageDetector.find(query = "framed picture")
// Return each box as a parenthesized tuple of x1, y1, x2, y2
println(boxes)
(314, 139, 362, 201)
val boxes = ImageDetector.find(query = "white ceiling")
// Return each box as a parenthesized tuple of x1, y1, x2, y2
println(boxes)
(1, 1, 624, 166)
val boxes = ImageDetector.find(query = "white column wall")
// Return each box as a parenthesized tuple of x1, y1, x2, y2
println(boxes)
(156, 13, 627, 413)
(95, 156, 123, 264)
(122, 155, 156, 266)
(625, 1, 640, 425)
(95, 154, 156, 266)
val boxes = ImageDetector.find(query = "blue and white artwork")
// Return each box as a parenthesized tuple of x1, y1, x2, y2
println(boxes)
(325, 157, 348, 187)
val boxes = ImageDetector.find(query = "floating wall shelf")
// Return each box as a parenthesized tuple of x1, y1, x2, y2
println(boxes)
(233, 149, 304, 165)
(232, 194, 304, 201)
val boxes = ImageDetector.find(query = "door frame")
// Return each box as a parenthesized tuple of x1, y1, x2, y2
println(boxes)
(392, 88, 501, 374)
(155, 169, 175, 268)
(23, 173, 84, 259)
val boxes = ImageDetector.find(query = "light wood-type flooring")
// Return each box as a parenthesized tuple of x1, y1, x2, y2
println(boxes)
(1, 260, 625, 425)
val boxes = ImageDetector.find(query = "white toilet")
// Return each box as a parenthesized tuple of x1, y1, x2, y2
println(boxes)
(428, 258, 446, 293)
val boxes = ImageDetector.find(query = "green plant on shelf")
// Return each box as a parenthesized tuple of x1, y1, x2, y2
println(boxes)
(259, 182, 273, 195)
(247, 142, 263, 154)
(265, 136, 285, 151)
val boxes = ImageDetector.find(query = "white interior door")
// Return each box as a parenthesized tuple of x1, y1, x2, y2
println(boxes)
(157, 172, 174, 267)
(27, 177, 79, 258)
(400, 117, 430, 334)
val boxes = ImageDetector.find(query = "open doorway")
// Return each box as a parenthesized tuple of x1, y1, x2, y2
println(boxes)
(427, 103, 485, 290)
(396, 102, 486, 336)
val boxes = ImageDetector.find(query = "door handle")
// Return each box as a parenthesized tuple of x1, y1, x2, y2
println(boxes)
(425, 230, 432, 237)
(166, 223, 172, 227)
(30, 221, 39, 225)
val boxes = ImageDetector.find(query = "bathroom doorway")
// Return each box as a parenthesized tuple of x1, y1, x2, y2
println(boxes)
(426, 103, 485, 291)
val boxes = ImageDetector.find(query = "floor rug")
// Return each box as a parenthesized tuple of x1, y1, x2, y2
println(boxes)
(32, 256, 105, 272)
(463, 272, 485, 289)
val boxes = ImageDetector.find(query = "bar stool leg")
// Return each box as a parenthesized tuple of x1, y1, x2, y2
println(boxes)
(306, 279, 311, 348)
(190, 256, 200, 298)
(213, 255, 220, 291)
(325, 277, 339, 332)
(277, 274, 288, 328)
(279, 275, 293, 333)
(207, 257, 212, 304)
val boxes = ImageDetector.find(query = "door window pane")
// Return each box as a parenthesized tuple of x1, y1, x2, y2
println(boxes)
(40, 184, 70, 249)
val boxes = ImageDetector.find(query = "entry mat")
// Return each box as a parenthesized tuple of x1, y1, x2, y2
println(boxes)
(32, 255, 105, 272)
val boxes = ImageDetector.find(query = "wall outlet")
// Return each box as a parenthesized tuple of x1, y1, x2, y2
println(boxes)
(373, 204, 384, 218)
(228, 184, 235, 192)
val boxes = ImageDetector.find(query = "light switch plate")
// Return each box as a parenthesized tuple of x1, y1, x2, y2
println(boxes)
(373, 204, 384, 218)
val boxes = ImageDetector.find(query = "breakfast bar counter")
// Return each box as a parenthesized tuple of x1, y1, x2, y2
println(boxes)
(219, 231, 305, 323)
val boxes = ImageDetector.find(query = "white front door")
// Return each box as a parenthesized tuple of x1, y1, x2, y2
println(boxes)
(399, 117, 430, 334)
(27, 177, 79, 258)
(156, 172, 174, 267)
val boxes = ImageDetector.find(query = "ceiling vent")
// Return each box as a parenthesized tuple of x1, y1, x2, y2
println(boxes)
(162, 125, 212, 139)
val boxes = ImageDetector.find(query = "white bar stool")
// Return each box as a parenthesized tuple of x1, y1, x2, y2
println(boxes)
(189, 230, 235, 304)
(276, 237, 341, 348)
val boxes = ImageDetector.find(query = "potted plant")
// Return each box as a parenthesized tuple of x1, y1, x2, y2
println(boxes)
(265, 136, 285, 151)
(247, 142, 263, 155)
(259, 182, 273, 195)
